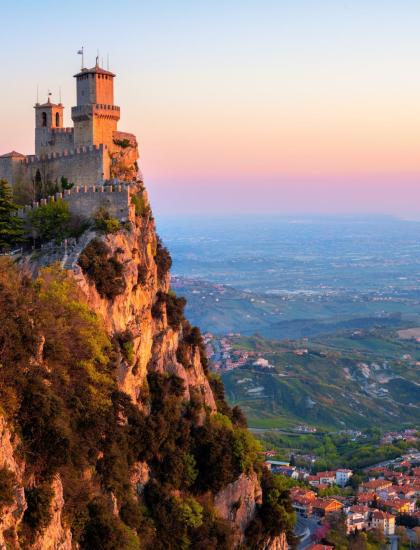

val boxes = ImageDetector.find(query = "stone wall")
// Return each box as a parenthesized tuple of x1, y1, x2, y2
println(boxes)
(0, 155, 24, 185)
(48, 128, 74, 154)
(22, 144, 110, 187)
(18, 183, 132, 221)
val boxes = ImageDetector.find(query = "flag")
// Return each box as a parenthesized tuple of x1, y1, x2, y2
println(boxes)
(77, 49, 83, 55)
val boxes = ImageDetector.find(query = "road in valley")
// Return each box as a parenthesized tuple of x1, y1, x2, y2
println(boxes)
(294, 514, 320, 550)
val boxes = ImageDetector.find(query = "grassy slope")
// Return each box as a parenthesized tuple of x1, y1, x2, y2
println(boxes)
(221, 331, 420, 430)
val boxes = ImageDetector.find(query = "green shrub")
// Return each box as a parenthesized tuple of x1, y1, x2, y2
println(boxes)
(155, 238, 172, 281)
(28, 199, 71, 243)
(81, 497, 138, 550)
(245, 469, 297, 548)
(60, 176, 74, 190)
(191, 418, 241, 493)
(19, 374, 71, 473)
(0, 179, 25, 251)
(117, 331, 135, 364)
(0, 467, 15, 512)
(176, 339, 191, 368)
(152, 291, 186, 329)
(94, 208, 120, 234)
(78, 239, 126, 299)
(137, 264, 148, 285)
(178, 322, 209, 373)
(120, 498, 143, 530)
(123, 341, 135, 364)
(233, 428, 262, 474)
(174, 496, 203, 528)
(24, 481, 54, 533)
(131, 194, 149, 217)
(113, 138, 131, 148)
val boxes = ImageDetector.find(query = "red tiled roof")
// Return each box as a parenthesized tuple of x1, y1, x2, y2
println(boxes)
(362, 479, 392, 490)
(0, 151, 25, 158)
(372, 510, 394, 520)
(350, 505, 369, 513)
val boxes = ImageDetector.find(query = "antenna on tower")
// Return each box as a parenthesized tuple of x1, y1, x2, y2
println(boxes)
(36, 84, 39, 104)
(107, 53, 109, 70)
(59, 87, 62, 104)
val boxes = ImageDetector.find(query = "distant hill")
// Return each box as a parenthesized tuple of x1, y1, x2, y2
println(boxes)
(172, 276, 420, 339)
(220, 331, 420, 431)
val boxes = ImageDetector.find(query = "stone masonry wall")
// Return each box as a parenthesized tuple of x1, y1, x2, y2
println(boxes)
(0, 157, 20, 185)
(22, 144, 110, 187)
(18, 183, 132, 222)
(48, 128, 74, 154)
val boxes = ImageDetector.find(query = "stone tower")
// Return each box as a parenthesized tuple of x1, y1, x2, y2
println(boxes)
(71, 59, 120, 149)
(34, 98, 64, 155)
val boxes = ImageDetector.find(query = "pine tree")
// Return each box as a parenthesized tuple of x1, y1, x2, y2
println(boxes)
(0, 180, 25, 251)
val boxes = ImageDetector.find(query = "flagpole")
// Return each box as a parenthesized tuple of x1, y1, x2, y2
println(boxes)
(77, 47, 85, 70)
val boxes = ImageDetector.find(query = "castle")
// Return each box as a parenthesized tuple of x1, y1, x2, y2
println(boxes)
(0, 59, 139, 189)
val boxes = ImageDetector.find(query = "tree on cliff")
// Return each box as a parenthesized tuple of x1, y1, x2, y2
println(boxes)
(0, 179, 25, 251)
(28, 199, 71, 244)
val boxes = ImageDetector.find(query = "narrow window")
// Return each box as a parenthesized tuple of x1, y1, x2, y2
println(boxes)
(42, 112, 47, 127)
(55, 112, 60, 127)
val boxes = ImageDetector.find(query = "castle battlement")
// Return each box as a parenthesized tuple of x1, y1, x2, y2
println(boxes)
(22, 144, 107, 164)
(71, 104, 120, 113)
(51, 127, 74, 134)
(18, 182, 136, 221)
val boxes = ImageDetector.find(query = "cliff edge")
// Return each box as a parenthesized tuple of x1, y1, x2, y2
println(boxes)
(0, 180, 294, 549)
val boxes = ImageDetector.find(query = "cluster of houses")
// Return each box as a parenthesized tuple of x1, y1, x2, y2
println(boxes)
(203, 333, 251, 371)
(291, 487, 398, 537)
(380, 428, 418, 446)
(288, 461, 420, 538)
(265, 461, 353, 488)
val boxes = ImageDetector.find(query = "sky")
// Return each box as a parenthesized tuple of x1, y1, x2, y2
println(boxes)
(0, 0, 419, 216)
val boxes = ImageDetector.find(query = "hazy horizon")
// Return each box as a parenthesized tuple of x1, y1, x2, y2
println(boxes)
(1, 0, 419, 216)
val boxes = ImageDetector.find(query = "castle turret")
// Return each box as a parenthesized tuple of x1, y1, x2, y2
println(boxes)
(34, 97, 64, 155)
(71, 60, 120, 149)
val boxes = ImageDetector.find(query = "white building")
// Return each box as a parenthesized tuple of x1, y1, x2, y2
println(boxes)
(370, 510, 395, 536)
(336, 469, 353, 487)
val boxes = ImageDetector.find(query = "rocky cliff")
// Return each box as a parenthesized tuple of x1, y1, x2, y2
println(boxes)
(0, 180, 293, 549)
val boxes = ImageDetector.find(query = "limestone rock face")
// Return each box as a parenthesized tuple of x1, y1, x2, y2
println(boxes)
(0, 416, 26, 549)
(31, 476, 72, 550)
(262, 533, 289, 550)
(130, 461, 150, 495)
(0, 418, 71, 550)
(74, 183, 216, 412)
(214, 471, 262, 545)
(110, 133, 139, 182)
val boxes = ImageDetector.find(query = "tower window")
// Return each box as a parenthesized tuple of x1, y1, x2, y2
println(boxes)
(55, 112, 60, 127)
(42, 112, 47, 127)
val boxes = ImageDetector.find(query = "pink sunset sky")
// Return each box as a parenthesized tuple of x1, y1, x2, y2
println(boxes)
(0, 1, 419, 215)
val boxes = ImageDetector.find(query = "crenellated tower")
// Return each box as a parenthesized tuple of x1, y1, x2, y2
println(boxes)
(34, 97, 65, 155)
(71, 59, 120, 149)
(0, 58, 138, 189)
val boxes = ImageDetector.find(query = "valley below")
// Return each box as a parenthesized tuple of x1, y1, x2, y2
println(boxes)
(160, 215, 420, 434)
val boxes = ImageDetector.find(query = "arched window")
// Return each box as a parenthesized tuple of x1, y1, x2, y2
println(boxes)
(55, 112, 60, 127)
(42, 112, 47, 127)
